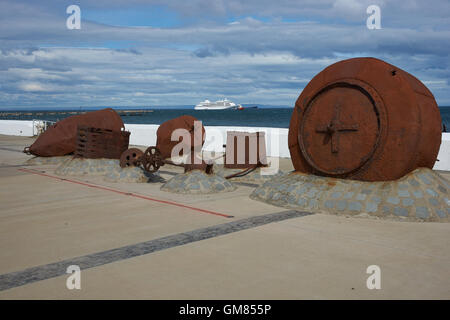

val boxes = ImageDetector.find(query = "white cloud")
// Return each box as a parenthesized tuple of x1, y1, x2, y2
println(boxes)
(18, 82, 48, 92)
(0, 0, 449, 107)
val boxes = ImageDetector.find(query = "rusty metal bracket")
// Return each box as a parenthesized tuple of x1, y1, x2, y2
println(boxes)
(23, 146, 31, 155)
(224, 131, 268, 169)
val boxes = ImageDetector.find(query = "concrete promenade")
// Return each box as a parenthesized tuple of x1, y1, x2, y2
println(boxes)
(0, 134, 449, 299)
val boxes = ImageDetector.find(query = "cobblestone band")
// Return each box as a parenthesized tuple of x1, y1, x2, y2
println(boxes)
(161, 170, 236, 194)
(251, 168, 450, 222)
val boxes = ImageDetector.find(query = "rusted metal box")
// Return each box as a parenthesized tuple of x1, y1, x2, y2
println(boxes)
(224, 131, 268, 169)
(75, 125, 130, 159)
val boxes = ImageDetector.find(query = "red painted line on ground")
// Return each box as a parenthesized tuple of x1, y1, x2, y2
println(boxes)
(17, 168, 233, 219)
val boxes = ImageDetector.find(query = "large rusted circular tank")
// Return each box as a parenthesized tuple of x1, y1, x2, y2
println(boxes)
(288, 57, 442, 181)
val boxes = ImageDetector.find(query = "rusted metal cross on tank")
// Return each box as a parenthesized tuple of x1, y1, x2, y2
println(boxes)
(315, 103, 359, 153)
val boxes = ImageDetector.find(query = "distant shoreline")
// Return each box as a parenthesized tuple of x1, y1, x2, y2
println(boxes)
(1, 106, 449, 130)
(0, 105, 294, 112)
(0, 109, 156, 117)
(0, 105, 449, 113)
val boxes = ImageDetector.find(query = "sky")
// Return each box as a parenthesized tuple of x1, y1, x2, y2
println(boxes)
(0, 0, 449, 108)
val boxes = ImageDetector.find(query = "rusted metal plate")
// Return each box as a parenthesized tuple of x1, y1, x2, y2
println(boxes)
(120, 148, 144, 168)
(25, 108, 125, 157)
(288, 57, 442, 181)
(224, 131, 268, 169)
(156, 115, 205, 159)
(299, 80, 381, 176)
(75, 126, 130, 159)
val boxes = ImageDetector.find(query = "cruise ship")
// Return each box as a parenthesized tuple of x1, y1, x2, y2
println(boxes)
(194, 98, 240, 110)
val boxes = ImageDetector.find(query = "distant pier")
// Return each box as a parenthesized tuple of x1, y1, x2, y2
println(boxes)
(0, 109, 154, 118)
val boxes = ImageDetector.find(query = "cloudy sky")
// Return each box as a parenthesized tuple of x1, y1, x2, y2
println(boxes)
(0, 0, 449, 108)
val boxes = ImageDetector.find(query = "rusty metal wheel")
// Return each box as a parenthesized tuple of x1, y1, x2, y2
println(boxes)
(142, 146, 163, 173)
(120, 148, 144, 168)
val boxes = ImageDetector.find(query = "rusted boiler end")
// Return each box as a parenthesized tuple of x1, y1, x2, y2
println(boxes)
(288, 57, 442, 181)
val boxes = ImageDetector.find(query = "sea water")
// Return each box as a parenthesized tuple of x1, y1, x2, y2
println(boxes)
(1, 106, 449, 130)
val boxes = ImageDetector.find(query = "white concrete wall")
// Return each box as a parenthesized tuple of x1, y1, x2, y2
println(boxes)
(0, 120, 35, 136)
(434, 133, 450, 171)
(124, 124, 158, 147)
(1, 120, 449, 170)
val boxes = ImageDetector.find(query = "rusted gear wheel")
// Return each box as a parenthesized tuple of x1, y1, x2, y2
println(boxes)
(142, 146, 163, 173)
(120, 148, 144, 168)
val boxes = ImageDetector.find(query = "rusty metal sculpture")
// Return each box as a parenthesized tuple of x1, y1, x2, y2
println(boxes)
(224, 131, 268, 169)
(75, 125, 130, 159)
(120, 117, 265, 178)
(119, 115, 209, 174)
(24, 108, 125, 157)
(122, 128, 267, 177)
(142, 146, 164, 173)
(120, 146, 213, 174)
(156, 115, 205, 159)
(288, 57, 442, 181)
(120, 148, 144, 168)
(115, 115, 210, 175)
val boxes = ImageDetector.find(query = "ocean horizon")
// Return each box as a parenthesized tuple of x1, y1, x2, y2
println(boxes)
(1, 105, 449, 130)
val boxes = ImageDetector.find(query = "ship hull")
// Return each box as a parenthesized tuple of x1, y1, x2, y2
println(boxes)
(194, 105, 235, 110)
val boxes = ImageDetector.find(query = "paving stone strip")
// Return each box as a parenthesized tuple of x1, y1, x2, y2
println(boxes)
(161, 170, 236, 194)
(0, 146, 24, 153)
(0, 210, 312, 291)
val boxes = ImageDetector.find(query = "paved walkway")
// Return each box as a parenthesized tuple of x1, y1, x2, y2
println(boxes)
(0, 135, 449, 299)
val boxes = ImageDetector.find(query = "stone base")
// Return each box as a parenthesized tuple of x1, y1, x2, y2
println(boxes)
(54, 157, 158, 183)
(250, 168, 450, 222)
(214, 165, 284, 185)
(161, 170, 236, 194)
(25, 156, 72, 166)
